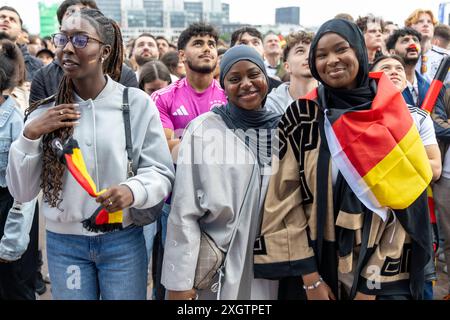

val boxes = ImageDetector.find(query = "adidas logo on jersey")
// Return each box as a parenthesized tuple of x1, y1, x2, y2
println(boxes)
(173, 105, 189, 116)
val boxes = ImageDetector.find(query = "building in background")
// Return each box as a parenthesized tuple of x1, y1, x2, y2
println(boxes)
(221, 2, 229, 25)
(438, 2, 450, 24)
(275, 6, 300, 25)
(184, 1, 203, 25)
(87, 1, 306, 42)
(96, 0, 122, 25)
(39, 2, 59, 37)
(96, 0, 230, 41)
(144, 0, 164, 28)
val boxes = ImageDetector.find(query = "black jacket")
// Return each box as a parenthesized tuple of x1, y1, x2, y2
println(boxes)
(19, 45, 44, 82)
(29, 60, 139, 104)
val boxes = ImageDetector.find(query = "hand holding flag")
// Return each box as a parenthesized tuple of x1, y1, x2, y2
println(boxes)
(52, 138, 124, 232)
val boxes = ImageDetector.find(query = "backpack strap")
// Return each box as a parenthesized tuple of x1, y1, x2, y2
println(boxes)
(122, 88, 134, 177)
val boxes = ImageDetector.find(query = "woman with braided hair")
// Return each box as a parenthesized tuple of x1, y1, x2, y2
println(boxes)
(6, 8, 174, 300)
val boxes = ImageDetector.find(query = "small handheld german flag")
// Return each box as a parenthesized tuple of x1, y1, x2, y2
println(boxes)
(52, 138, 123, 232)
(421, 54, 450, 113)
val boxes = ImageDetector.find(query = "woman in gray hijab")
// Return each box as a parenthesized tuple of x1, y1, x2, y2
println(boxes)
(161, 45, 280, 300)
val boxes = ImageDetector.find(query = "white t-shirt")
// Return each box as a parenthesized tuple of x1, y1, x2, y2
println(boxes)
(416, 45, 450, 86)
(407, 104, 437, 147)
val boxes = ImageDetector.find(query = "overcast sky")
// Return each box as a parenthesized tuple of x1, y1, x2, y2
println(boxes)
(2, 0, 447, 34)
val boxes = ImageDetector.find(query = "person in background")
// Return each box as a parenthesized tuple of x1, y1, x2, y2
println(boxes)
(265, 31, 318, 115)
(356, 14, 385, 65)
(334, 13, 354, 22)
(156, 36, 170, 59)
(231, 27, 282, 92)
(431, 86, 450, 301)
(42, 36, 56, 53)
(160, 51, 186, 82)
(0, 6, 44, 294)
(0, 6, 43, 82)
(138, 59, 172, 295)
(0, 39, 38, 301)
(405, 9, 450, 84)
(27, 35, 44, 57)
(133, 33, 159, 79)
(213, 47, 227, 81)
(370, 54, 441, 180)
(36, 48, 55, 66)
(263, 32, 283, 79)
(139, 60, 172, 96)
(168, 42, 177, 52)
(384, 21, 399, 38)
(17, 27, 29, 45)
(432, 24, 450, 51)
(370, 54, 441, 299)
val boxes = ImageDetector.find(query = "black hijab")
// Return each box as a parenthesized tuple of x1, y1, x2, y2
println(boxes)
(309, 18, 374, 109)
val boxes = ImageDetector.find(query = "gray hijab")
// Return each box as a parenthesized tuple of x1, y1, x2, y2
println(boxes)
(213, 45, 281, 167)
(214, 45, 280, 131)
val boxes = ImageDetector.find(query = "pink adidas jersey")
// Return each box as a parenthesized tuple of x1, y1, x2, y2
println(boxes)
(151, 77, 227, 136)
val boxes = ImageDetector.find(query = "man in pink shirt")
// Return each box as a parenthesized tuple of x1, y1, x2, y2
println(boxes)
(151, 22, 227, 153)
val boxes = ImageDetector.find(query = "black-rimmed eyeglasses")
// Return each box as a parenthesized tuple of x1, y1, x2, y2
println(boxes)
(52, 33, 104, 49)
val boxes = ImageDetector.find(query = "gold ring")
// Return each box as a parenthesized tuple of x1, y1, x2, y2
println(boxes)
(59, 110, 64, 115)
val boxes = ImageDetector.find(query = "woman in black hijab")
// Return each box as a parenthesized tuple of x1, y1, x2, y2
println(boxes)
(255, 19, 432, 301)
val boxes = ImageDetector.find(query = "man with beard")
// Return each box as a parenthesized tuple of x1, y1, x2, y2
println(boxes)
(0, 6, 43, 81)
(265, 31, 318, 115)
(133, 33, 159, 79)
(387, 28, 445, 111)
(151, 22, 226, 154)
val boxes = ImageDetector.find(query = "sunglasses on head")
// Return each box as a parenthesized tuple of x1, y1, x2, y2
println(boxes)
(52, 33, 104, 49)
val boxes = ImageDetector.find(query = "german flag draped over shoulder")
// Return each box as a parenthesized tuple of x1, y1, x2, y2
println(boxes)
(321, 72, 432, 221)
(52, 138, 123, 232)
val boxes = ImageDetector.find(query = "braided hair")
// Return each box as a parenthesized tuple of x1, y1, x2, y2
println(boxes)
(25, 8, 123, 208)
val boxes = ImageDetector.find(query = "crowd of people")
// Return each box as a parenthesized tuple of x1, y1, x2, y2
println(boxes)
(1, 0, 450, 301)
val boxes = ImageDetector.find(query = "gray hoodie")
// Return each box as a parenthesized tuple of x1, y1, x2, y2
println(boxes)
(6, 76, 175, 236)
(264, 82, 293, 115)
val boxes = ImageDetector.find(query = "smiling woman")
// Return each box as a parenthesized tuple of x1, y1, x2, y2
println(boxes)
(161, 45, 281, 300)
(256, 18, 434, 301)
(6, 8, 174, 300)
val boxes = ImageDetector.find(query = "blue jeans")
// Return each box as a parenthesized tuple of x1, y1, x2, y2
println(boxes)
(160, 203, 171, 248)
(423, 281, 434, 300)
(46, 225, 147, 300)
(143, 222, 157, 261)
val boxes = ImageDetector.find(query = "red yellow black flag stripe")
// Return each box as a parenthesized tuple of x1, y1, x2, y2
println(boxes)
(305, 72, 432, 220)
(53, 138, 123, 232)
